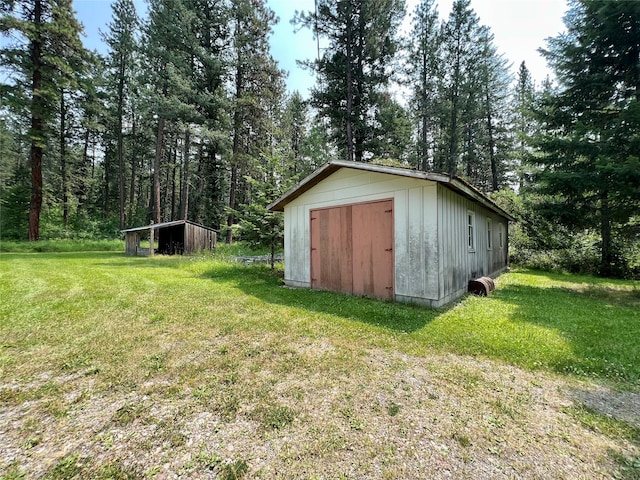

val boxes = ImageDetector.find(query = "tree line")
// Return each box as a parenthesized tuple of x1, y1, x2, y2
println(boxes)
(1, 0, 638, 277)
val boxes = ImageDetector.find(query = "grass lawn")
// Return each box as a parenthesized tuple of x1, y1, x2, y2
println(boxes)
(1, 250, 639, 479)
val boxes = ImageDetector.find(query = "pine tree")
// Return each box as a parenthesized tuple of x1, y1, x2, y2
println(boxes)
(295, 0, 406, 162)
(226, 0, 284, 242)
(1, 0, 85, 240)
(439, 0, 481, 176)
(536, 0, 640, 276)
(143, 0, 200, 224)
(407, 0, 440, 171)
(512, 61, 536, 189)
(102, 0, 139, 229)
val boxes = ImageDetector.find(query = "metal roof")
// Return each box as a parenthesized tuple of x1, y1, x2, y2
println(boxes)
(121, 219, 218, 233)
(267, 160, 515, 221)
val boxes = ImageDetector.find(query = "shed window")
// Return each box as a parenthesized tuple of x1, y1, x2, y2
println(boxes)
(499, 223, 504, 248)
(467, 211, 475, 251)
(486, 218, 493, 250)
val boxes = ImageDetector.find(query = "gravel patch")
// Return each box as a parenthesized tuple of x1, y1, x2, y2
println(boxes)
(1, 343, 638, 479)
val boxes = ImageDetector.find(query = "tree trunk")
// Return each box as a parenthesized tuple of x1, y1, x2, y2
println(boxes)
(181, 129, 190, 220)
(345, 3, 354, 163)
(227, 164, 237, 243)
(600, 190, 613, 276)
(28, 0, 43, 242)
(153, 116, 165, 224)
(60, 89, 69, 228)
(117, 62, 126, 230)
(128, 114, 137, 224)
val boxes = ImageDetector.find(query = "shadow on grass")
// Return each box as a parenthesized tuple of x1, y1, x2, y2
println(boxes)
(493, 280, 640, 384)
(203, 263, 441, 334)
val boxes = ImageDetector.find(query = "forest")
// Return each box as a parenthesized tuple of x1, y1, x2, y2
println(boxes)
(0, 0, 638, 278)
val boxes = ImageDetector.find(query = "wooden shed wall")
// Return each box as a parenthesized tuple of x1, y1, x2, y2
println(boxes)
(183, 223, 216, 254)
(436, 184, 508, 305)
(283, 168, 441, 302)
(283, 168, 509, 306)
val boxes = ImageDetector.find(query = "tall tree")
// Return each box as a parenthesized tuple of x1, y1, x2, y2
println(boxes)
(226, 0, 283, 242)
(1, 0, 85, 240)
(103, 0, 139, 229)
(144, 0, 199, 224)
(407, 0, 440, 171)
(295, 0, 406, 162)
(439, 0, 481, 176)
(512, 61, 537, 189)
(536, 0, 640, 275)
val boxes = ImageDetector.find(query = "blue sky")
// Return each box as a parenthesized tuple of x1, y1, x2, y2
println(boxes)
(73, 0, 567, 98)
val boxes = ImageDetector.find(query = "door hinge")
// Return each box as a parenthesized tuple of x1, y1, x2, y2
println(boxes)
(385, 248, 393, 252)
(385, 209, 393, 213)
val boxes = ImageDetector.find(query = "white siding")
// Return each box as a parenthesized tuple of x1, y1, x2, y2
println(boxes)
(436, 184, 508, 305)
(282, 168, 509, 306)
(283, 169, 440, 300)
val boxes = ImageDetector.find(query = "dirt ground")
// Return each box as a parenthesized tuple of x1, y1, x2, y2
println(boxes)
(1, 342, 639, 479)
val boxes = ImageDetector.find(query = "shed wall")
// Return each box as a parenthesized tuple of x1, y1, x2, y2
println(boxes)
(184, 222, 216, 254)
(436, 184, 508, 305)
(284, 168, 440, 301)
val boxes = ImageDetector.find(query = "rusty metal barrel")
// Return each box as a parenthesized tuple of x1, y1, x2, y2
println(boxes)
(468, 276, 495, 296)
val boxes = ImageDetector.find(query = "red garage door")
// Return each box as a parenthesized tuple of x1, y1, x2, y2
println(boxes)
(310, 199, 394, 300)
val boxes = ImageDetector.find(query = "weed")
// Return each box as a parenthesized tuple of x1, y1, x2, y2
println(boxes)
(387, 403, 401, 417)
(452, 432, 471, 447)
(218, 459, 249, 480)
(42, 454, 82, 480)
(112, 403, 146, 426)
(610, 450, 640, 480)
(96, 460, 139, 480)
(142, 352, 168, 375)
(195, 450, 222, 470)
(567, 405, 640, 443)
(255, 405, 296, 430)
(1, 463, 26, 480)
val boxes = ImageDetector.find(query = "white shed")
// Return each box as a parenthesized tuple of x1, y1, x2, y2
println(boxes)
(268, 160, 514, 307)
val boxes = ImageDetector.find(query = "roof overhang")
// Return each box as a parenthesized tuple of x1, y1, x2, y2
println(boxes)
(121, 219, 218, 233)
(267, 160, 515, 221)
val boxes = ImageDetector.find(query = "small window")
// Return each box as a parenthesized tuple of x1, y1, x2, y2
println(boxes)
(499, 223, 504, 249)
(467, 211, 475, 251)
(486, 218, 493, 250)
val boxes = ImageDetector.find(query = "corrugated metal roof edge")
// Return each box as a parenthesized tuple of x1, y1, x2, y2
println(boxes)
(267, 160, 515, 221)
(121, 219, 219, 233)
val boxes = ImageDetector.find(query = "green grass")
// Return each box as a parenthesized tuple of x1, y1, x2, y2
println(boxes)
(0, 252, 638, 390)
(0, 238, 125, 253)
(1, 251, 638, 477)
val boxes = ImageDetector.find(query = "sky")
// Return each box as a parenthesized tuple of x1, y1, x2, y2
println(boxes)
(73, 0, 569, 98)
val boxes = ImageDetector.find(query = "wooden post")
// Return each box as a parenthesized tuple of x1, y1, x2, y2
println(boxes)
(149, 227, 154, 257)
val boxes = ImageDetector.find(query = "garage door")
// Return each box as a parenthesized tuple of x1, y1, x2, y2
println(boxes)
(310, 199, 394, 300)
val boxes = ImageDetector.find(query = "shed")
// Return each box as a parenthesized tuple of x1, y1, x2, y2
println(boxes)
(122, 220, 217, 256)
(267, 160, 514, 307)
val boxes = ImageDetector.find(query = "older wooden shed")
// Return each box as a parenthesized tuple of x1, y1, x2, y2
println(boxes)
(123, 220, 216, 256)
(268, 160, 513, 307)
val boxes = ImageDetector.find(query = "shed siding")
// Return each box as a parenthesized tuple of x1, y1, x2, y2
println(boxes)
(283, 168, 440, 299)
(436, 184, 507, 305)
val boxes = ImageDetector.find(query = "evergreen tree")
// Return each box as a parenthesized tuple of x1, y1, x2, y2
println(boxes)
(226, 0, 284, 242)
(512, 61, 536, 189)
(143, 0, 200, 224)
(295, 0, 406, 162)
(536, 0, 640, 276)
(439, 0, 480, 175)
(475, 27, 512, 191)
(1, 0, 85, 240)
(407, 0, 441, 171)
(102, 0, 139, 229)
